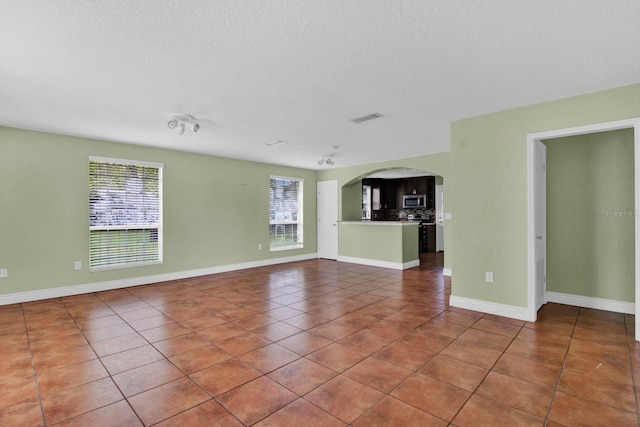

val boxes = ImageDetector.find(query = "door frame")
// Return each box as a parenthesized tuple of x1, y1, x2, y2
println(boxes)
(526, 118, 640, 341)
(533, 140, 546, 312)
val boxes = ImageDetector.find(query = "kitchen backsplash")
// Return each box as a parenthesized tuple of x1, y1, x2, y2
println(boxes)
(372, 208, 435, 221)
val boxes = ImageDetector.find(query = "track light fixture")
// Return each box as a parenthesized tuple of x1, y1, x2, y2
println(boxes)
(318, 155, 335, 166)
(168, 114, 200, 135)
(318, 146, 339, 166)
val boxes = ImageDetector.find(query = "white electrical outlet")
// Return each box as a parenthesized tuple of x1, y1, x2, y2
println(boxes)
(0, 268, 7, 278)
(485, 271, 494, 283)
(258, 244, 262, 251)
(74, 261, 82, 271)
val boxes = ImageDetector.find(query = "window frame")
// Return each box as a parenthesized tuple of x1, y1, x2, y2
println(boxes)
(269, 175, 304, 251)
(89, 156, 164, 272)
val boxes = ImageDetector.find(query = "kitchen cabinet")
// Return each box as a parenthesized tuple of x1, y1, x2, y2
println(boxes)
(401, 177, 431, 208)
(404, 177, 428, 195)
(426, 176, 435, 210)
(380, 180, 397, 209)
(363, 176, 435, 211)
(363, 178, 395, 209)
(419, 221, 437, 252)
(426, 223, 436, 252)
(395, 180, 406, 209)
(398, 177, 435, 209)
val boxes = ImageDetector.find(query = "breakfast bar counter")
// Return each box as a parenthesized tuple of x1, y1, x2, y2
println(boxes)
(338, 221, 419, 270)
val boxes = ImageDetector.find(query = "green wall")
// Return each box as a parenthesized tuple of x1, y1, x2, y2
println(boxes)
(451, 83, 640, 308)
(342, 180, 364, 221)
(317, 151, 452, 271)
(0, 127, 317, 296)
(4, 82, 638, 309)
(545, 129, 634, 302)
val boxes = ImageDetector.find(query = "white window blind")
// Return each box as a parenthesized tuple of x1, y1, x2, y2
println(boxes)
(269, 176, 303, 251)
(89, 156, 163, 271)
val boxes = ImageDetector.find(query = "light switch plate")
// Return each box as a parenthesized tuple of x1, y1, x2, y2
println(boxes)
(0, 269, 8, 278)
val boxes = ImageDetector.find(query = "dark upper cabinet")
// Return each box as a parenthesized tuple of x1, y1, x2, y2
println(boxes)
(426, 176, 435, 210)
(381, 180, 397, 209)
(402, 177, 433, 209)
(405, 177, 427, 195)
(396, 179, 407, 208)
(363, 176, 435, 210)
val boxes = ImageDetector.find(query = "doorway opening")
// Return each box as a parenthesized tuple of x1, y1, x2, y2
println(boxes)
(344, 168, 445, 253)
(527, 118, 640, 341)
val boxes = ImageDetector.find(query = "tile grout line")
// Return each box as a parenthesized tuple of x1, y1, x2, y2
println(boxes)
(23, 304, 48, 427)
(541, 307, 580, 425)
(105, 291, 246, 427)
(438, 314, 527, 425)
(9, 256, 637, 426)
(63, 294, 146, 427)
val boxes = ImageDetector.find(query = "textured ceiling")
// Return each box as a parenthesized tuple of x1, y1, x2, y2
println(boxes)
(1, 1, 639, 170)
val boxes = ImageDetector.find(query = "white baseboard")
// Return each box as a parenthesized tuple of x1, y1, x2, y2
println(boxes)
(546, 291, 635, 315)
(403, 259, 421, 269)
(449, 295, 533, 321)
(442, 268, 452, 277)
(0, 253, 318, 306)
(337, 256, 419, 270)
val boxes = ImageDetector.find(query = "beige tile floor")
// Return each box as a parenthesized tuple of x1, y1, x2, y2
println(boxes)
(0, 253, 638, 426)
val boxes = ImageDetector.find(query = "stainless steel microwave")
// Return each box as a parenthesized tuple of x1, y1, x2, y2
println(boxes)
(402, 194, 426, 208)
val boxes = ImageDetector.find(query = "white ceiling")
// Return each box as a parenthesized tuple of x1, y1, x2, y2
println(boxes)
(1, 1, 639, 170)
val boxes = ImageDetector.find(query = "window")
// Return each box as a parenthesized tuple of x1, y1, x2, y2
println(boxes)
(89, 156, 163, 271)
(269, 176, 303, 251)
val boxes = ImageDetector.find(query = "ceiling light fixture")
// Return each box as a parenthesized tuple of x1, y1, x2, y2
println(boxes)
(318, 155, 335, 166)
(318, 145, 339, 167)
(168, 114, 200, 135)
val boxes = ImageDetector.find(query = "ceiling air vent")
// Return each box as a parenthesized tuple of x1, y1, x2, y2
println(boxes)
(266, 140, 287, 147)
(350, 112, 384, 124)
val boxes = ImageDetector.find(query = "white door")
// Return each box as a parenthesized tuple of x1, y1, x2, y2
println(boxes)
(435, 184, 444, 251)
(534, 140, 547, 311)
(317, 180, 338, 259)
